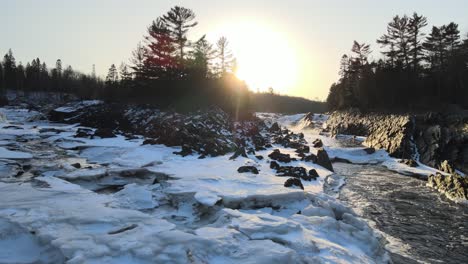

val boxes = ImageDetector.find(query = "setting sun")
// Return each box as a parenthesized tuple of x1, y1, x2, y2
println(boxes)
(209, 22, 298, 94)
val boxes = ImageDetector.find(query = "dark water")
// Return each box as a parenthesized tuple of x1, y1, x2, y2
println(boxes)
(332, 163, 468, 264)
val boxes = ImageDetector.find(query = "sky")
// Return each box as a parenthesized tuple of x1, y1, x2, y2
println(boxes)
(1, 0, 467, 100)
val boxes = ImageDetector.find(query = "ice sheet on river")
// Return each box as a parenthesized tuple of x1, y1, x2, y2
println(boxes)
(0, 107, 390, 263)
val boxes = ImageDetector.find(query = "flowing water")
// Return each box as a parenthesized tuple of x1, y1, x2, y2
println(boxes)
(331, 162, 468, 263)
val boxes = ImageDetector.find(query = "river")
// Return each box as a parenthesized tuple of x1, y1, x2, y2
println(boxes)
(331, 162, 468, 264)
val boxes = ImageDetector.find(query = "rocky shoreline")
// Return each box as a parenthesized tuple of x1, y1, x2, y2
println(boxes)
(322, 110, 468, 201)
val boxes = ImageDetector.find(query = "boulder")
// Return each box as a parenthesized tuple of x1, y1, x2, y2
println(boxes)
(230, 147, 248, 160)
(268, 149, 291, 163)
(284, 178, 304, 190)
(269, 122, 281, 133)
(93, 128, 116, 138)
(399, 159, 419, 167)
(270, 161, 280, 170)
(312, 139, 323, 148)
(303, 154, 318, 163)
(295, 145, 310, 154)
(316, 148, 334, 172)
(363, 147, 376, 154)
(74, 128, 93, 138)
(276, 166, 307, 179)
(237, 166, 259, 174)
(308, 169, 320, 180)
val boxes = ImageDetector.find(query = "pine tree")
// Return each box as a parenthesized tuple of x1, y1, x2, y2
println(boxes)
(3, 49, 17, 89)
(443, 22, 461, 56)
(16, 63, 25, 90)
(424, 26, 447, 70)
(377, 15, 411, 68)
(55, 59, 62, 78)
(0, 63, 4, 91)
(216, 36, 235, 76)
(105, 64, 119, 85)
(130, 43, 147, 80)
(408, 13, 427, 71)
(161, 6, 198, 61)
(144, 18, 178, 79)
(338, 54, 350, 79)
(190, 35, 216, 78)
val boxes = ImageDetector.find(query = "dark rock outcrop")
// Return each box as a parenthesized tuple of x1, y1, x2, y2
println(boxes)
(49, 102, 271, 158)
(325, 111, 468, 174)
(316, 148, 334, 172)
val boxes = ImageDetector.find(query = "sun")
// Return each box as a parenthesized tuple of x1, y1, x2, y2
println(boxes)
(209, 22, 298, 94)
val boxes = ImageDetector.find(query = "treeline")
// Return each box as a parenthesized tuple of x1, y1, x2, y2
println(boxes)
(251, 92, 326, 114)
(0, 6, 249, 117)
(327, 13, 468, 111)
(0, 50, 104, 99)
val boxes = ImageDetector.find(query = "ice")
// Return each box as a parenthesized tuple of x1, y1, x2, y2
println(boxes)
(194, 191, 222, 206)
(0, 146, 33, 159)
(0, 107, 391, 263)
(54, 100, 102, 113)
(111, 184, 158, 210)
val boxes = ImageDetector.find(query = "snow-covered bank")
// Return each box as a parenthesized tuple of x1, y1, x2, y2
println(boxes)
(0, 106, 391, 263)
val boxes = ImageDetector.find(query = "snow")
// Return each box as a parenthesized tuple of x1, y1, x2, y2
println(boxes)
(0, 107, 393, 263)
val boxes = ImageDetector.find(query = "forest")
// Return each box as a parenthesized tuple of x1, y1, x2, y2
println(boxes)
(327, 13, 468, 112)
(0, 6, 326, 116)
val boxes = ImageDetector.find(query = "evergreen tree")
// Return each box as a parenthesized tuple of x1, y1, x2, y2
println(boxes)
(0, 63, 4, 91)
(105, 64, 119, 85)
(3, 49, 17, 89)
(16, 63, 25, 90)
(377, 15, 411, 68)
(144, 18, 178, 79)
(408, 13, 427, 71)
(161, 6, 198, 61)
(215, 36, 235, 76)
(190, 35, 216, 78)
(338, 54, 350, 79)
(130, 43, 147, 80)
(55, 59, 62, 78)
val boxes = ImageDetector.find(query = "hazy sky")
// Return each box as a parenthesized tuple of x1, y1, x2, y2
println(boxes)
(1, 0, 467, 100)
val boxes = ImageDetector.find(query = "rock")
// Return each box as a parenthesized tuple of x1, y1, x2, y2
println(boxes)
(198, 155, 206, 159)
(270, 161, 280, 170)
(276, 166, 307, 178)
(284, 178, 304, 190)
(304, 154, 318, 163)
(363, 147, 375, 154)
(295, 145, 310, 154)
(142, 138, 158, 145)
(74, 128, 93, 138)
(427, 173, 468, 201)
(93, 128, 116, 138)
(269, 122, 281, 133)
(230, 147, 248, 160)
(316, 148, 334, 172)
(237, 166, 259, 174)
(308, 169, 320, 180)
(399, 159, 418, 167)
(438, 160, 455, 174)
(71, 163, 81, 169)
(173, 145, 193, 157)
(312, 139, 323, 148)
(255, 155, 264, 160)
(268, 149, 291, 163)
